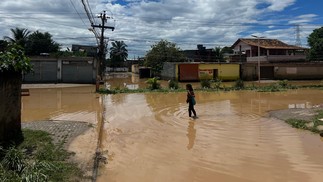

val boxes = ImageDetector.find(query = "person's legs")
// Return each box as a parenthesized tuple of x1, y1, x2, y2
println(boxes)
(188, 103, 193, 117)
(192, 106, 197, 117)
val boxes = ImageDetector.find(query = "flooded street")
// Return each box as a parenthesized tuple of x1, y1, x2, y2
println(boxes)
(21, 76, 323, 182)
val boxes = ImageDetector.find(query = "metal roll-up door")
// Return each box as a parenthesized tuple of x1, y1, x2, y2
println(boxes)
(24, 61, 57, 83)
(179, 64, 199, 81)
(62, 61, 93, 83)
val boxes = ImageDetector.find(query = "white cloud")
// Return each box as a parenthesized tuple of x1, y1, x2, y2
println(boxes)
(0, 0, 319, 57)
(265, 0, 296, 11)
(288, 14, 318, 24)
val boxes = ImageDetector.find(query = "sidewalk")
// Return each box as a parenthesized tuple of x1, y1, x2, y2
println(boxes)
(22, 120, 91, 147)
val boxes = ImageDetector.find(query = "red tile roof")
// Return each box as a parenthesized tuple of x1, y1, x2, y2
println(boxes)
(232, 38, 307, 50)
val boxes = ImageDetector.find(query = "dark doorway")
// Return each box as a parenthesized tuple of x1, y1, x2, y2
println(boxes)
(260, 66, 274, 80)
(213, 69, 218, 79)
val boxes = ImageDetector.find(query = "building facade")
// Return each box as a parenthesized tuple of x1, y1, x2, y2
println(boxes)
(161, 62, 240, 81)
(23, 56, 97, 83)
(231, 38, 307, 63)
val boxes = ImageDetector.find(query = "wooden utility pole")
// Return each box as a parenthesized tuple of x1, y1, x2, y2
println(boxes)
(91, 11, 114, 91)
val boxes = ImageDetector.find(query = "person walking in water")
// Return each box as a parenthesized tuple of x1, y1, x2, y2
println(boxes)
(186, 84, 197, 118)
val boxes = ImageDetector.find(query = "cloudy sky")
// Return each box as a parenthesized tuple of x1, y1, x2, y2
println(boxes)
(0, 0, 322, 58)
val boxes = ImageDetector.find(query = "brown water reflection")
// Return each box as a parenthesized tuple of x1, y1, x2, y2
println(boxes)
(98, 89, 323, 182)
(21, 86, 100, 123)
(21, 82, 323, 182)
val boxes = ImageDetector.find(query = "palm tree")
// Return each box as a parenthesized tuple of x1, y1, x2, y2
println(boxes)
(109, 41, 128, 67)
(214, 47, 224, 62)
(4, 28, 30, 47)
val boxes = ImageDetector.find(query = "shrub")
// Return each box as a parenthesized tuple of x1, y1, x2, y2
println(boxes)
(0, 130, 82, 181)
(168, 80, 179, 90)
(200, 75, 211, 89)
(146, 77, 161, 90)
(234, 79, 244, 89)
(1, 147, 25, 173)
(278, 80, 289, 88)
(212, 78, 222, 90)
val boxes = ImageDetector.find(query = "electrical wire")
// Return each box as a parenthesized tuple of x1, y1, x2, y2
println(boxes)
(69, 0, 88, 28)
(85, 0, 97, 25)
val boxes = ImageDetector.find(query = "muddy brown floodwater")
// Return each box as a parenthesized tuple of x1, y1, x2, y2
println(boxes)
(21, 77, 323, 182)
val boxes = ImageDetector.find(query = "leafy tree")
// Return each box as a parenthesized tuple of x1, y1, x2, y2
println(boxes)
(307, 26, 323, 61)
(0, 45, 32, 144)
(214, 47, 224, 62)
(221, 46, 234, 54)
(145, 39, 184, 75)
(25, 31, 60, 56)
(0, 40, 8, 52)
(3, 28, 30, 48)
(109, 41, 128, 67)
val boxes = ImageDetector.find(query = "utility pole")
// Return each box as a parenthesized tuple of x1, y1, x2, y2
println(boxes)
(91, 11, 114, 91)
(251, 35, 265, 84)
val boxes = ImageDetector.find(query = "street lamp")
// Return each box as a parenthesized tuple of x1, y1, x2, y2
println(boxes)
(251, 35, 265, 84)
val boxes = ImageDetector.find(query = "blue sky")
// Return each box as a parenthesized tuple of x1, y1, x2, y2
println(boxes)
(0, 0, 322, 58)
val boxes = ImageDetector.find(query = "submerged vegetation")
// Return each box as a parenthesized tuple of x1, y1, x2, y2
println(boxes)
(285, 110, 323, 134)
(99, 78, 323, 94)
(0, 129, 82, 181)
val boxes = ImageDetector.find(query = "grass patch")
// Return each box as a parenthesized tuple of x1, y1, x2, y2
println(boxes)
(97, 79, 323, 94)
(285, 110, 323, 134)
(285, 119, 308, 130)
(0, 129, 82, 181)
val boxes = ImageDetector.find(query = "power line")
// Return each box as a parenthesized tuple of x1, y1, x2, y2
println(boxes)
(85, 0, 97, 25)
(69, 0, 88, 28)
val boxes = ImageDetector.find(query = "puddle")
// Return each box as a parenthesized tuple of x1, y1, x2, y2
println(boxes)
(21, 80, 323, 182)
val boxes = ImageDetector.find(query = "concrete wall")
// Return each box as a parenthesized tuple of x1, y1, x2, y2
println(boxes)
(161, 62, 177, 80)
(106, 67, 129, 72)
(242, 62, 323, 80)
(247, 55, 306, 62)
(23, 57, 97, 83)
(275, 64, 323, 80)
(132, 64, 139, 73)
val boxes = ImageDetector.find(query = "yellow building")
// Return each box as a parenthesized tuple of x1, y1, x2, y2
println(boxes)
(162, 62, 240, 81)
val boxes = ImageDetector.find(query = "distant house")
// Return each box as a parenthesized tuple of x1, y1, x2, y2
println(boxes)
(231, 38, 307, 62)
(182, 44, 215, 62)
(72, 44, 97, 57)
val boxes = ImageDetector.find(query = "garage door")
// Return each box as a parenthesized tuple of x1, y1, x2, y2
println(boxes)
(179, 64, 199, 81)
(62, 61, 93, 83)
(24, 61, 57, 82)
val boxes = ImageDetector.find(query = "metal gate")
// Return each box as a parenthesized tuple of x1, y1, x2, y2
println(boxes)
(178, 64, 199, 81)
(23, 61, 57, 82)
(62, 61, 93, 83)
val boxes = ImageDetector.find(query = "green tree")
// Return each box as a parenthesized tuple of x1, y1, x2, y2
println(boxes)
(109, 41, 128, 68)
(214, 47, 224, 62)
(145, 39, 184, 75)
(0, 40, 8, 52)
(0, 45, 32, 144)
(25, 31, 60, 56)
(3, 28, 30, 48)
(307, 26, 323, 61)
(221, 46, 234, 54)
